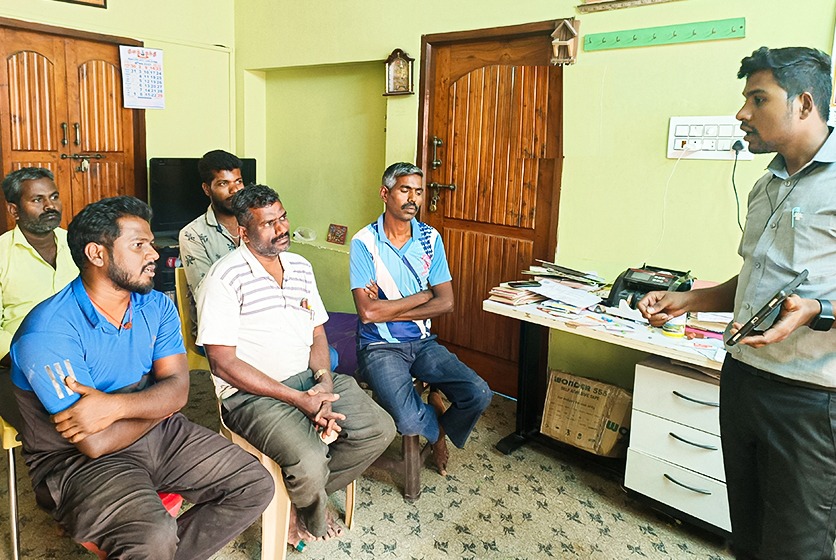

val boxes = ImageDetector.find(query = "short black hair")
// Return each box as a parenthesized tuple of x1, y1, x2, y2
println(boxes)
(231, 184, 281, 227)
(68, 196, 152, 270)
(738, 46, 832, 121)
(382, 162, 423, 189)
(197, 150, 242, 185)
(1, 167, 54, 206)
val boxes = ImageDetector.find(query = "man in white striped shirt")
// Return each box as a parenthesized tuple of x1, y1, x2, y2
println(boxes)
(197, 184, 394, 549)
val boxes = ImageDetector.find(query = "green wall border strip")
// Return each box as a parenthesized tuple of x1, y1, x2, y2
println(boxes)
(583, 17, 745, 51)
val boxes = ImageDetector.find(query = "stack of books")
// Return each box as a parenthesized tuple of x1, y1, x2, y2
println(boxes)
(685, 312, 732, 340)
(488, 283, 549, 306)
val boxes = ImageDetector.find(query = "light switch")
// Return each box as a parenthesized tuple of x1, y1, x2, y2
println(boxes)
(668, 116, 753, 161)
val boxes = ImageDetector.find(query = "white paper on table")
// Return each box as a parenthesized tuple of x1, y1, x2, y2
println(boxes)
(528, 279, 601, 309)
(603, 300, 649, 324)
(696, 312, 734, 323)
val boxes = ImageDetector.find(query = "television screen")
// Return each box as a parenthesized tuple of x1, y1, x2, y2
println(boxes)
(149, 157, 256, 237)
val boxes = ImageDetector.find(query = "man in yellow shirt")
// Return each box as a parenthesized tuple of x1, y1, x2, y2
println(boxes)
(0, 167, 77, 428)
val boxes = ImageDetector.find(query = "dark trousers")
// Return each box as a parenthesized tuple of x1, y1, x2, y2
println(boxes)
(721, 357, 836, 560)
(45, 413, 273, 560)
(357, 337, 492, 449)
(221, 370, 395, 537)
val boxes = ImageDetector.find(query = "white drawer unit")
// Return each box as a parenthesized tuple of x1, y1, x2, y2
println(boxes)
(633, 358, 720, 436)
(625, 449, 731, 532)
(629, 410, 725, 482)
(626, 356, 730, 532)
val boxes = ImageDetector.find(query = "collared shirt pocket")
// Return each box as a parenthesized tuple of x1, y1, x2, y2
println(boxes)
(781, 211, 836, 282)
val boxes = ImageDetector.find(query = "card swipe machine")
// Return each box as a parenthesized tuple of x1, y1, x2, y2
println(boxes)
(605, 266, 693, 309)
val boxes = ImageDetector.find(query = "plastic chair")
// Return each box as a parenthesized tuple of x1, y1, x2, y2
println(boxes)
(217, 402, 355, 560)
(1, 414, 21, 560)
(174, 267, 211, 372)
(79, 493, 183, 559)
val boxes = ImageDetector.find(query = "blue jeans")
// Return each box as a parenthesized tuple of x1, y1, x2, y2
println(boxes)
(357, 337, 492, 448)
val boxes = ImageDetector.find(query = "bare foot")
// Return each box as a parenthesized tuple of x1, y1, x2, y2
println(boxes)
(428, 390, 449, 476)
(322, 508, 345, 540)
(288, 504, 317, 551)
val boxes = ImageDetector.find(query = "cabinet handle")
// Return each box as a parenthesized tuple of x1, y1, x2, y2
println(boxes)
(669, 432, 719, 451)
(672, 390, 719, 408)
(73, 123, 81, 146)
(663, 474, 712, 495)
(60, 122, 68, 146)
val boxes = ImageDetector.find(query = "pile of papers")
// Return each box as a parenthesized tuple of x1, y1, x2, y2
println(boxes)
(522, 260, 605, 288)
(488, 284, 548, 306)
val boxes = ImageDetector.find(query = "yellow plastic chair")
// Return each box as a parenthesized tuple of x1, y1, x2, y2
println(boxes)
(174, 268, 211, 371)
(1, 415, 20, 560)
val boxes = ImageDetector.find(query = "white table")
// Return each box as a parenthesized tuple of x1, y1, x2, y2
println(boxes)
(483, 299, 729, 535)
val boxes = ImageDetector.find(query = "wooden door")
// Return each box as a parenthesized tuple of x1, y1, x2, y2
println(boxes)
(420, 23, 563, 397)
(0, 27, 73, 229)
(65, 38, 135, 217)
(0, 18, 146, 232)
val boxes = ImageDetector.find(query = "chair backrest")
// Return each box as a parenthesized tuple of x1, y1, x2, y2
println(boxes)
(0, 415, 20, 451)
(174, 268, 210, 371)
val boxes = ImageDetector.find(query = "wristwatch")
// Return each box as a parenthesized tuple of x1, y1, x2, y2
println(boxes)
(810, 299, 835, 331)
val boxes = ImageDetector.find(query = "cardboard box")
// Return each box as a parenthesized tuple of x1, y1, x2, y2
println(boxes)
(540, 370, 632, 458)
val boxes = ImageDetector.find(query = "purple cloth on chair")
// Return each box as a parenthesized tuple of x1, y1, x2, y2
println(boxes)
(324, 312, 358, 376)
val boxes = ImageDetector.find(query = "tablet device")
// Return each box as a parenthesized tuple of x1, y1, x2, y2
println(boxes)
(726, 269, 809, 346)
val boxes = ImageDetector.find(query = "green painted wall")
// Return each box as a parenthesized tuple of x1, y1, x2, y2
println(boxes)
(0, 0, 237, 163)
(264, 63, 386, 312)
(235, 0, 836, 383)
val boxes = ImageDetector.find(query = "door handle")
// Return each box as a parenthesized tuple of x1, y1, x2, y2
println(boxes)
(60, 154, 105, 160)
(428, 182, 457, 212)
(431, 136, 443, 169)
(61, 122, 68, 146)
(73, 123, 80, 146)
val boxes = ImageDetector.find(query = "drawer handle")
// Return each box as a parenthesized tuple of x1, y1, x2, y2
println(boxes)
(663, 473, 712, 495)
(669, 432, 719, 451)
(672, 390, 719, 408)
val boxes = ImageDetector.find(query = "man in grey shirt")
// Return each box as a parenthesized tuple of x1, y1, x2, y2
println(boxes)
(640, 47, 836, 560)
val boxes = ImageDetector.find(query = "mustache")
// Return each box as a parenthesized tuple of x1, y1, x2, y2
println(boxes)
(40, 210, 61, 220)
(271, 232, 290, 244)
(401, 202, 418, 210)
(142, 262, 156, 273)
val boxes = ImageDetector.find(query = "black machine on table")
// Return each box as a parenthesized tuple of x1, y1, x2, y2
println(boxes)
(605, 265, 693, 309)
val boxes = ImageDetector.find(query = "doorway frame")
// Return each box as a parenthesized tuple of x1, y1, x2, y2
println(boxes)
(0, 16, 148, 202)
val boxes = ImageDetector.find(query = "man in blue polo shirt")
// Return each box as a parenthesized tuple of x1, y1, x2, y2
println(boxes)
(10, 196, 272, 560)
(350, 162, 492, 475)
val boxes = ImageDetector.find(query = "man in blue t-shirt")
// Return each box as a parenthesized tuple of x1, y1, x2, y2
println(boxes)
(11, 196, 273, 560)
(349, 162, 492, 475)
